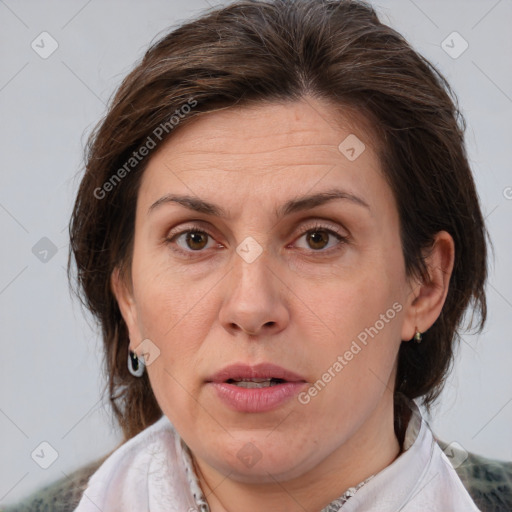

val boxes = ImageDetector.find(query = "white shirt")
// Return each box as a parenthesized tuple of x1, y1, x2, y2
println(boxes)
(73, 399, 480, 511)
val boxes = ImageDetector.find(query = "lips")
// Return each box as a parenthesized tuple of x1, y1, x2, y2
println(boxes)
(206, 363, 308, 413)
(206, 363, 307, 384)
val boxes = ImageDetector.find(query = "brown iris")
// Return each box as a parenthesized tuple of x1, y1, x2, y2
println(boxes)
(186, 231, 209, 250)
(306, 230, 329, 250)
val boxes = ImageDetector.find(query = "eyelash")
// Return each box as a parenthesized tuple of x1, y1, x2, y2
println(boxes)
(164, 222, 349, 258)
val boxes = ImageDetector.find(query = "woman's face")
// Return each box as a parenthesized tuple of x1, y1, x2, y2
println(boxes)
(114, 97, 420, 483)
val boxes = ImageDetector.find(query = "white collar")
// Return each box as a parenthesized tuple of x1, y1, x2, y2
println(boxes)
(73, 399, 479, 512)
(341, 399, 480, 511)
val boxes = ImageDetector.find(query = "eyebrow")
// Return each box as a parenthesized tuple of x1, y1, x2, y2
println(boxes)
(147, 188, 370, 218)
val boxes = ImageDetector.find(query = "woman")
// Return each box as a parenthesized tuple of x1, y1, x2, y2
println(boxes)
(21, 0, 502, 510)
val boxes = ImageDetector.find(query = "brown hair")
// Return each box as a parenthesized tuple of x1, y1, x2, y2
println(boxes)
(68, 0, 488, 442)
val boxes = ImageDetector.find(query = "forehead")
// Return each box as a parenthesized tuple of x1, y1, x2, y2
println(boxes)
(137, 98, 390, 215)
(153, 98, 380, 161)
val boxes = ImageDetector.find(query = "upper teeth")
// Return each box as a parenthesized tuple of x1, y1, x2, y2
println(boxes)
(231, 378, 280, 388)
(234, 378, 273, 382)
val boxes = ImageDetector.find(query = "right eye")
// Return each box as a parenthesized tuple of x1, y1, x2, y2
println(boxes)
(165, 226, 221, 256)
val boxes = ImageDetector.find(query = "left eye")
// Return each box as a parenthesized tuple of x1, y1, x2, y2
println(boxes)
(295, 227, 344, 252)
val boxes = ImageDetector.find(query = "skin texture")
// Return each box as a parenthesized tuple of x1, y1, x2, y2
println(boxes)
(111, 97, 455, 512)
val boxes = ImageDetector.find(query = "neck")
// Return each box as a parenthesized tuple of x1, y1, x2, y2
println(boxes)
(192, 392, 402, 512)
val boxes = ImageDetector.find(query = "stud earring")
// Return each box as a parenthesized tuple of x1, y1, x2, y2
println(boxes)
(413, 327, 423, 344)
(128, 349, 145, 377)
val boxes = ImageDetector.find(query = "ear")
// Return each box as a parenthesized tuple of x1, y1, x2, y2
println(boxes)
(401, 231, 455, 341)
(110, 266, 143, 352)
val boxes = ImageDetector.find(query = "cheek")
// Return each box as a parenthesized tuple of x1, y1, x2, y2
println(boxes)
(139, 298, 212, 435)
(131, 248, 213, 340)
(310, 261, 403, 345)
(134, 283, 213, 377)
(130, 255, 222, 387)
(302, 284, 403, 430)
(304, 254, 405, 393)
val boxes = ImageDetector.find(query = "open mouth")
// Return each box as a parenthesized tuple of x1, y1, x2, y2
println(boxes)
(208, 365, 307, 412)
(225, 378, 287, 388)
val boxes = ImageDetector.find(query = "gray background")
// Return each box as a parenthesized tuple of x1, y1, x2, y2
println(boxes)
(1, 0, 511, 504)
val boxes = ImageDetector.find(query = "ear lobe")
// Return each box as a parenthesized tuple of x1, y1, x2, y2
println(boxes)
(401, 231, 455, 341)
(110, 266, 140, 347)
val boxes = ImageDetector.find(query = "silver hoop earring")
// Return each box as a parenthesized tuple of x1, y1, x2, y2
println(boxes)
(128, 350, 145, 377)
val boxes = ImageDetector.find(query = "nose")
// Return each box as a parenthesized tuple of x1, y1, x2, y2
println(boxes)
(218, 251, 290, 338)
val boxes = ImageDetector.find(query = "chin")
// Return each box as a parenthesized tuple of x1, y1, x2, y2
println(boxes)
(203, 438, 320, 483)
